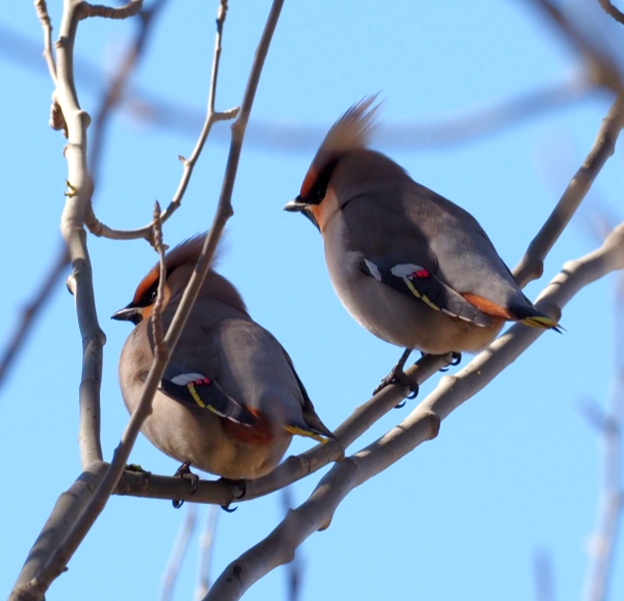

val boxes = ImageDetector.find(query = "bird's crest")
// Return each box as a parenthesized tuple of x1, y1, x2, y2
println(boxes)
(300, 96, 380, 199)
(131, 233, 246, 314)
(133, 234, 216, 306)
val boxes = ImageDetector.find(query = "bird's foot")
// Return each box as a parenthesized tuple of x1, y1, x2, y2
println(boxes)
(172, 461, 200, 509)
(218, 478, 247, 512)
(372, 367, 419, 399)
(439, 351, 462, 372)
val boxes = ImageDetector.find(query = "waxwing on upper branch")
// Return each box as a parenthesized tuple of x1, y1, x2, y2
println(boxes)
(113, 234, 333, 489)
(284, 98, 560, 394)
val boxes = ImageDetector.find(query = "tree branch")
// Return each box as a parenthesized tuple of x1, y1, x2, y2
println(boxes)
(10, 1, 284, 598)
(583, 270, 624, 601)
(85, 0, 239, 242)
(514, 93, 624, 286)
(206, 223, 624, 601)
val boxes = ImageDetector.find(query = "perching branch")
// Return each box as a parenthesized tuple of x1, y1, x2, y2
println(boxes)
(205, 223, 624, 601)
(10, 1, 284, 599)
(114, 352, 452, 506)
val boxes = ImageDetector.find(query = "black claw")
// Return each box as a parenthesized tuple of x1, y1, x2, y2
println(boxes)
(217, 478, 247, 512)
(450, 352, 462, 366)
(373, 368, 419, 398)
(171, 461, 200, 508)
(394, 399, 407, 409)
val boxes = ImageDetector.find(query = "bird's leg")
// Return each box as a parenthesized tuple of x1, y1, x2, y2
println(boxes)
(373, 348, 419, 397)
(171, 461, 200, 509)
(218, 478, 247, 512)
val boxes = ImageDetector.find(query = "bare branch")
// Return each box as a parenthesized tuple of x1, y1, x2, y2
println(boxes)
(34, 0, 56, 83)
(280, 487, 303, 601)
(160, 505, 198, 601)
(10, 1, 284, 598)
(9, 462, 109, 601)
(86, 0, 239, 242)
(195, 506, 220, 600)
(583, 270, 624, 601)
(598, 0, 624, 25)
(114, 353, 452, 506)
(528, 0, 624, 94)
(0, 0, 165, 392)
(78, 0, 143, 21)
(514, 93, 624, 286)
(150, 201, 169, 357)
(205, 223, 624, 601)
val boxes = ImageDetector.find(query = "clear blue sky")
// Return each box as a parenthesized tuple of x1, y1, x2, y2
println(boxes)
(1, 1, 623, 600)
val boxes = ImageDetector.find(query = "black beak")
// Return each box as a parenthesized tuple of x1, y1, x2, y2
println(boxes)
(111, 304, 143, 325)
(283, 196, 308, 212)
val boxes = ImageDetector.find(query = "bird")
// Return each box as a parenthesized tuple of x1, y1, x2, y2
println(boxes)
(284, 98, 560, 394)
(112, 234, 333, 486)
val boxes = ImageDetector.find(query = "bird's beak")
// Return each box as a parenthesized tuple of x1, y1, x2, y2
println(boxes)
(283, 196, 308, 212)
(111, 304, 143, 325)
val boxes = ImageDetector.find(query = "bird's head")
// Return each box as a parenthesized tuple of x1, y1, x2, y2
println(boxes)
(112, 234, 246, 325)
(284, 97, 379, 232)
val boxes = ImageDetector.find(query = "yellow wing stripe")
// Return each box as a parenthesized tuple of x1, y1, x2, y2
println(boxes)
(187, 383, 206, 408)
(404, 278, 440, 311)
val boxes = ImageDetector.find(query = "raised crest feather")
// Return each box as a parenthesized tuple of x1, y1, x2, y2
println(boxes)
(312, 96, 379, 165)
(300, 97, 380, 200)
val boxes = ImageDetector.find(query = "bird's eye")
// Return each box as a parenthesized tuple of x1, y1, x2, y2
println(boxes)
(316, 186, 326, 202)
(148, 288, 158, 302)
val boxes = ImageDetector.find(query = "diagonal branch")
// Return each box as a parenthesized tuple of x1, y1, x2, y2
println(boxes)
(514, 93, 624, 287)
(206, 223, 624, 601)
(10, 1, 284, 599)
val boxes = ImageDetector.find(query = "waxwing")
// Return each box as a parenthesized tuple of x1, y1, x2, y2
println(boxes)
(285, 98, 560, 391)
(113, 234, 333, 481)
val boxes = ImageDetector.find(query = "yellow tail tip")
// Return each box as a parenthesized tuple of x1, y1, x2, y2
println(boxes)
(522, 316, 563, 332)
(284, 425, 330, 443)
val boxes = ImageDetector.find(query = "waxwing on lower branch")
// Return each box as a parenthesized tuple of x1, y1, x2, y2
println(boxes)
(284, 98, 560, 393)
(113, 234, 333, 483)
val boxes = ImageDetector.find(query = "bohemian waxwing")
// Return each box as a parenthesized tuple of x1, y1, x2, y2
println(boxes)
(112, 234, 333, 481)
(285, 98, 560, 392)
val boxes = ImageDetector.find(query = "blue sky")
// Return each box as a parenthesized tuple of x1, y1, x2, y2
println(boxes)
(1, 1, 623, 600)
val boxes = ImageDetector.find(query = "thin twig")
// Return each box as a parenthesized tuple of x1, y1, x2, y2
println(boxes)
(86, 0, 239, 242)
(205, 223, 624, 601)
(280, 487, 303, 601)
(10, 1, 282, 598)
(34, 0, 57, 83)
(195, 506, 220, 600)
(78, 0, 143, 21)
(514, 93, 624, 287)
(160, 505, 198, 601)
(598, 0, 624, 25)
(583, 271, 624, 601)
(0, 0, 168, 391)
(151, 201, 169, 358)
